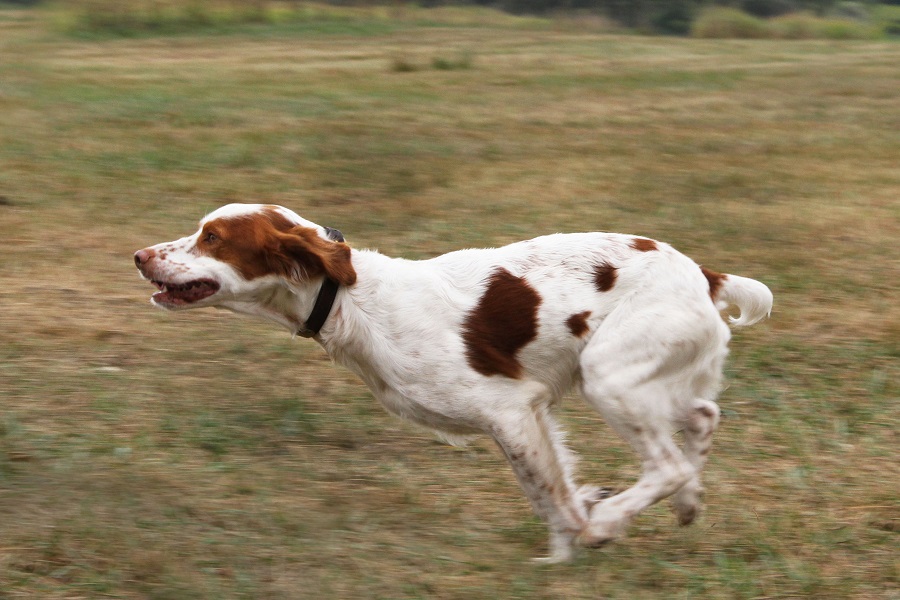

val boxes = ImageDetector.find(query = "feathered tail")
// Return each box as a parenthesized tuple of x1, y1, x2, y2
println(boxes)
(703, 267, 773, 327)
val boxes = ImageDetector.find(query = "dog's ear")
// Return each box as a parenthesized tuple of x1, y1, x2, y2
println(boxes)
(269, 227, 357, 286)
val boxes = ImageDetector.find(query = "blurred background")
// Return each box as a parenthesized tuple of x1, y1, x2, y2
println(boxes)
(0, 1, 897, 598)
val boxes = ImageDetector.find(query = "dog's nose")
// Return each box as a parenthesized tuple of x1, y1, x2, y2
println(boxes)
(134, 248, 155, 268)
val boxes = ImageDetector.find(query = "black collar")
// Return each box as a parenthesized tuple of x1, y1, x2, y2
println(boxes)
(296, 227, 345, 339)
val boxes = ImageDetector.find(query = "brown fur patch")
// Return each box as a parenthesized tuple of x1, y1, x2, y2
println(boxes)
(700, 267, 727, 300)
(463, 268, 541, 379)
(593, 261, 617, 292)
(198, 208, 356, 286)
(630, 237, 658, 252)
(566, 310, 592, 338)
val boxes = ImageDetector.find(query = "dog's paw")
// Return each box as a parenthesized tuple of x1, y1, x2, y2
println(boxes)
(578, 501, 629, 548)
(532, 551, 574, 565)
(533, 530, 578, 564)
(671, 481, 704, 526)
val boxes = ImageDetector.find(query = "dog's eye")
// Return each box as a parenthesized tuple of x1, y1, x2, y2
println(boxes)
(204, 232, 219, 243)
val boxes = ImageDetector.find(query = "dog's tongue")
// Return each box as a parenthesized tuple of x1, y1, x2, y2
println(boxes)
(178, 282, 217, 303)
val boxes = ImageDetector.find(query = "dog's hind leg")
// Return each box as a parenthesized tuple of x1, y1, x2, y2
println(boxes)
(576, 304, 725, 547)
(489, 393, 588, 563)
(670, 398, 720, 526)
(670, 321, 728, 526)
(577, 389, 695, 547)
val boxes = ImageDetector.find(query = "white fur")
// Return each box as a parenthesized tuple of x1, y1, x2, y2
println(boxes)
(135, 204, 773, 562)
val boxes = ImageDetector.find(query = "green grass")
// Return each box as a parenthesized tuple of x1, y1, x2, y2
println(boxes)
(1, 5, 898, 599)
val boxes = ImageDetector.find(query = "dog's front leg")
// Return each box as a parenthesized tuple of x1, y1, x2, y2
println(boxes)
(490, 402, 588, 563)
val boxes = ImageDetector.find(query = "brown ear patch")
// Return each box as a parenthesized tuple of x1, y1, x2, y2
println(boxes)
(700, 267, 727, 300)
(593, 261, 617, 292)
(274, 226, 357, 286)
(566, 311, 592, 338)
(631, 237, 658, 252)
(463, 268, 541, 379)
(198, 208, 356, 286)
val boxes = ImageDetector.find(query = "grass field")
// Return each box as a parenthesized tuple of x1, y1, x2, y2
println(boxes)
(0, 5, 898, 598)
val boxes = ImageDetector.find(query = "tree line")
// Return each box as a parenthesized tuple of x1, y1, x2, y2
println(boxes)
(2, 0, 897, 36)
(453, 0, 899, 34)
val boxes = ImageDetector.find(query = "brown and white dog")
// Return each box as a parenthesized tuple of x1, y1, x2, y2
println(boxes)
(135, 203, 772, 562)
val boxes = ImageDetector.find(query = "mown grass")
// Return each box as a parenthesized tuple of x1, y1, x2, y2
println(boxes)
(1, 5, 898, 599)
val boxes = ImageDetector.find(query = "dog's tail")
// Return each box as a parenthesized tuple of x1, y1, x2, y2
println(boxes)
(702, 267, 773, 327)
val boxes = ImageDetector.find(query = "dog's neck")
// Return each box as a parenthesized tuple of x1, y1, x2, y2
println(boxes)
(217, 275, 328, 337)
(313, 250, 409, 383)
(217, 249, 415, 389)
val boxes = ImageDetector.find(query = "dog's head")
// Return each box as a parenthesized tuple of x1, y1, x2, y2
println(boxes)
(134, 203, 355, 311)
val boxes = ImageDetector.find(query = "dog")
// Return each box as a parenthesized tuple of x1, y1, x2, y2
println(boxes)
(135, 203, 772, 562)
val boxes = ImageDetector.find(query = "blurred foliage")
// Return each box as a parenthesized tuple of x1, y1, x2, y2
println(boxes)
(692, 4, 883, 37)
(19, 0, 900, 36)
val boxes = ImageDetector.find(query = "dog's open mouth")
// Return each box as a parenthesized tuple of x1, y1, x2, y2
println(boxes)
(150, 279, 220, 307)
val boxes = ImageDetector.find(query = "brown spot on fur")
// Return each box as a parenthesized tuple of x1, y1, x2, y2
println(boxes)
(593, 262, 617, 292)
(566, 310, 592, 338)
(631, 237, 658, 252)
(198, 207, 356, 286)
(700, 267, 727, 301)
(462, 268, 541, 379)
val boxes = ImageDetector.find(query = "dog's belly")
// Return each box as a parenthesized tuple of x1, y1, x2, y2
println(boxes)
(371, 385, 485, 434)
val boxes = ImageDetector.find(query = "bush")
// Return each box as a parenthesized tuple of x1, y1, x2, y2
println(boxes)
(816, 17, 880, 38)
(872, 3, 900, 36)
(692, 6, 883, 39)
(53, 0, 282, 37)
(772, 12, 882, 38)
(651, 1, 696, 35)
(770, 12, 820, 37)
(831, 1, 870, 20)
(741, 0, 798, 18)
(691, 7, 769, 38)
